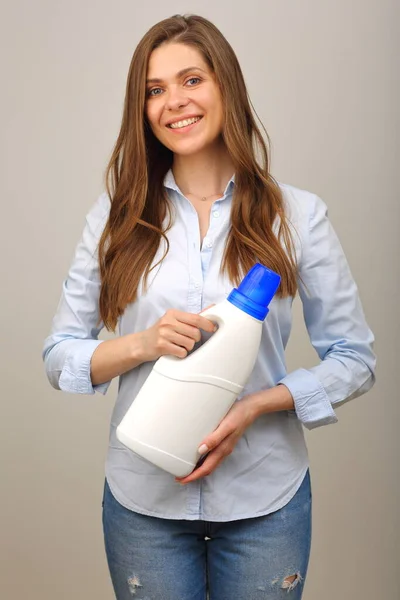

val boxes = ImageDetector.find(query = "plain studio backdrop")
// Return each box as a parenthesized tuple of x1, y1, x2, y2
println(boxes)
(1, 1, 398, 599)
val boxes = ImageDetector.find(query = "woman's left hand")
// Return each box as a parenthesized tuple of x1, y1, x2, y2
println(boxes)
(176, 395, 258, 485)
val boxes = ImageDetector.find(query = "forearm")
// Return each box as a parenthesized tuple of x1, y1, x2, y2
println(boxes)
(90, 332, 145, 385)
(247, 384, 294, 419)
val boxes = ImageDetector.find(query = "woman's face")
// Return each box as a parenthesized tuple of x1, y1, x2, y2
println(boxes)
(145, 43, 224, 157)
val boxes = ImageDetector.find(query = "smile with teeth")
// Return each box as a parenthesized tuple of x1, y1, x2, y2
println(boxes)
(168, 116, 202, 129)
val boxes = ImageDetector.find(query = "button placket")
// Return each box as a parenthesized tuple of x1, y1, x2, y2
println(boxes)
(185, 206, 203, 312)
(212, 200, 221, 220)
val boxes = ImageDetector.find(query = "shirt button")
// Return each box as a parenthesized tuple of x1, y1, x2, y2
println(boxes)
(213, 211, 220, 218)
(194, 282, 201, 289)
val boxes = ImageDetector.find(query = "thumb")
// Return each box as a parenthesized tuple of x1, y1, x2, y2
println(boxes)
(198, 303, 215, 314)
(197, 420, 231, 455)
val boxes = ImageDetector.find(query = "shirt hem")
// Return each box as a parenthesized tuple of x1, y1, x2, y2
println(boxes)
(104, 462, 309, 522)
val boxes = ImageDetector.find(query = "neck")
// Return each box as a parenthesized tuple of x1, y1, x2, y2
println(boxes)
(172, 139, 235, 197)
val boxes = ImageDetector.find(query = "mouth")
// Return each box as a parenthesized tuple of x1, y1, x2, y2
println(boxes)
(166, 116, 203, 131)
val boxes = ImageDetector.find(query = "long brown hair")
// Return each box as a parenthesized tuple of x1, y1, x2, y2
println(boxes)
(98, 14, 298, 331)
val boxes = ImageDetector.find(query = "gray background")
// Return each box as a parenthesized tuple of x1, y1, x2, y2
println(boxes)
(1, 1, 399, 598)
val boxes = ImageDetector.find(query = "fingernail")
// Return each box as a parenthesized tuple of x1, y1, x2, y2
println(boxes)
(213, 325, 217, 332)
(198, 444, 208, 454)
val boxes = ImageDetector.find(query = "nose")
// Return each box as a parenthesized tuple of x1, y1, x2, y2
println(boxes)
(164, 85, 189, 111)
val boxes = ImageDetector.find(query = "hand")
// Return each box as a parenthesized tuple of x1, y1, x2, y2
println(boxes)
(138, 308, 216, 362)
(176, 395, 258, 484)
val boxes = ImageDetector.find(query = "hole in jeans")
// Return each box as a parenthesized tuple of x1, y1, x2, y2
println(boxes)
(127, 574, 143, 596)
(281, 572, 303, 592)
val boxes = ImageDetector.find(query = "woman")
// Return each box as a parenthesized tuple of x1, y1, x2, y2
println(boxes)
(43, 14, 376, 600)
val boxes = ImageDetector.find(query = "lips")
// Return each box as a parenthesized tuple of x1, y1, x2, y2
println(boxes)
(166, 115, 203, 129)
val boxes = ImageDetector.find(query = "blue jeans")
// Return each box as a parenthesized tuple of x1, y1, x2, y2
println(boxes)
(102, 470, 312, 600)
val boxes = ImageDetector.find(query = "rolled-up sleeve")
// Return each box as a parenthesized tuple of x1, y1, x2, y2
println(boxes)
(279, 193, 376, 429)
(42, 192, 112, 395)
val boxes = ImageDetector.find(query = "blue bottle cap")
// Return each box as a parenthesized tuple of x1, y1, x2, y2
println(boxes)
(227, 263, 281, 321)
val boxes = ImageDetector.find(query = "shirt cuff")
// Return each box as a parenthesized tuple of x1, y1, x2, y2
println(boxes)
(279, 368, 338, 430)
(59, 340, 112, 395)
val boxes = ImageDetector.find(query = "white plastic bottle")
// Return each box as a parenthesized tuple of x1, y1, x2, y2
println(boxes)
(116, 263, 281, 477)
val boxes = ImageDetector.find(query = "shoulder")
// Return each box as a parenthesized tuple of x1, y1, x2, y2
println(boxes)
(277, 181, 326, 227)
(274, 181, 330, 265)
(88, 191, 111, 218)
(85, 191, 111, 234)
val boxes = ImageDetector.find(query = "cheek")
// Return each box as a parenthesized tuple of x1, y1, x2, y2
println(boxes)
(207, 93, 223, 123)
(209, 101, 224, 131)
(145, 104, 161, 130)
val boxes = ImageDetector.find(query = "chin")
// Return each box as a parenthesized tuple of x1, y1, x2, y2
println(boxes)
(170, 138, 217, 157)
(172, 146, 206, 157)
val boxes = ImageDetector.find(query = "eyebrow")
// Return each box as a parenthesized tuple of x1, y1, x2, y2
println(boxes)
(146, 66, 207, 85)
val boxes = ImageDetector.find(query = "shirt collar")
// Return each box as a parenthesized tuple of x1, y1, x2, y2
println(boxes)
(163, 168, 235, 199)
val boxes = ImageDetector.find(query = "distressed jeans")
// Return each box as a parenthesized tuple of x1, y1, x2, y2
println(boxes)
(102, 469, 312, 600)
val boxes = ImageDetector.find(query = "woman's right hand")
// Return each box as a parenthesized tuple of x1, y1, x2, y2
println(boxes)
(137, 309, 216, 362)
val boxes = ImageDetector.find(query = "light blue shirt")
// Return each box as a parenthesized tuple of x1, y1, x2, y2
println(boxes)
(42, 170, 376, 521)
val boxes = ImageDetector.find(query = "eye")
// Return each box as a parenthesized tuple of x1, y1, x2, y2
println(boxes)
(186, 77, 201, 86)
(147, 87, 163, 97)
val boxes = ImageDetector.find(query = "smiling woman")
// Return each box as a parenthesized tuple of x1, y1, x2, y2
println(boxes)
(43, 13, 376, 600)
(98, 15, 299, 332)
(145, 45, 224, 156)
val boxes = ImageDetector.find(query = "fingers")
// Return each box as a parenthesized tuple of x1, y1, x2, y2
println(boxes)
(167, 331, 197, 353)
(198, 419, 235, 455)
(162, 342, 188, 359)
(169, 309, 216, 334)
(176, 439, 234, 484)
(172, 322, 202, 343)
(149, 309, 217, 361)
(157, 316, 201, 354)
(154, 333, 193, 358)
